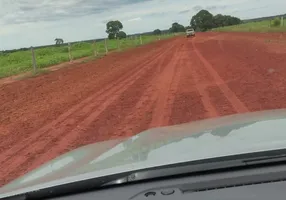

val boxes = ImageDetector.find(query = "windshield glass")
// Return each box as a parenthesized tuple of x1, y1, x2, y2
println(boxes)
(1, 0, 286, 195)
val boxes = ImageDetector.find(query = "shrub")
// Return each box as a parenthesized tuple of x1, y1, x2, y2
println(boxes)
(271, 17, 281, 27)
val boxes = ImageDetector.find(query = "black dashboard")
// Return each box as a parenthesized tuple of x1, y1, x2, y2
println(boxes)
(50, 163, 286, 200)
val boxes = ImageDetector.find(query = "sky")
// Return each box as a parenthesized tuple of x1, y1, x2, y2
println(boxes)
(0, 0, 285, 50)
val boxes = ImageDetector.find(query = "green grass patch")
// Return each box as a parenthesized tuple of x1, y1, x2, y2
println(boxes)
(0, 34, 174, 78)
(213, 19, 286, 32)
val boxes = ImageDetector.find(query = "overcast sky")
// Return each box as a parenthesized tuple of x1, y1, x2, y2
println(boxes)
(0, 0, 285, 50)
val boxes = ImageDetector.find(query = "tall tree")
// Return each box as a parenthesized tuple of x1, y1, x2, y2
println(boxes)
(191, 10, 214, 31)
(106, 20, 123, 39)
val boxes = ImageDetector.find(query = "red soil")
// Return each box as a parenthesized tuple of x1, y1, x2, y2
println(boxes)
(1, 32, 286, 186)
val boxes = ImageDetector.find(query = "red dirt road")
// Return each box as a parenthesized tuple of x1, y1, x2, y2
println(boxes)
(1, 32, 286, 186)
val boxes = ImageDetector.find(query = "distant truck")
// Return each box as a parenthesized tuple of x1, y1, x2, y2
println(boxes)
(186, 28, 195, 37)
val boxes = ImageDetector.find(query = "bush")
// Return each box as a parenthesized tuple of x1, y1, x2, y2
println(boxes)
(271, 17, 281, 27)
(153, 29, 161, 35)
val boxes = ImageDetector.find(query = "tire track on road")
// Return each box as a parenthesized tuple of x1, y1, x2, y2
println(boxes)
(0, 41, 172, 158)
(0, 40, 179, 185)
(183, 41, 219, 118)
(163, 49, 185, 126)
(191, 38, 249, 114)
(168, 45, 208, 124)
(106, 40, 180, 137)
(149, 42, 184, 127)
(0, 46, 163, 152)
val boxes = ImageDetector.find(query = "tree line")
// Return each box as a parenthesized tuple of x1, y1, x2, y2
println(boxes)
(191, 10, 241, 31)
(152, 10, 242, 35)
(51, 9, 242, 46)
(5, 9, 242, 51)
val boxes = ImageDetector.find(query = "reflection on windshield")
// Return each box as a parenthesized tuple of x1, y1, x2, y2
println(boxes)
(20, 157, 75, 184)
(210, 122, 257, 137)
(79, 121, 260, 173)
(4, 117, 286, 194)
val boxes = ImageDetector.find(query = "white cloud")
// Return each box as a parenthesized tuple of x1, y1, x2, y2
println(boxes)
(127, 17, 142, 22)
(0, 0, 285, 50)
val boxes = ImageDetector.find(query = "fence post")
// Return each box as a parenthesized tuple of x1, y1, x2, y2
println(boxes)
(104, 39, 108, 55)
(281, 16, 284, 27)
(93, 40, 97, 57)
(140, 35, 143, 45)
(68, 43, 72, 62)
(31, 47, 37, 73)
(117, 38, 120, 51)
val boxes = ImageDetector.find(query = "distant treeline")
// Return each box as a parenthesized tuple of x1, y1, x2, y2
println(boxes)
(243, 14, 286, 23)
(1, 30, 172, 54)
(1, 38, 104, 54)
(2, 12, 286, 54)
(191, 10, 242, 32)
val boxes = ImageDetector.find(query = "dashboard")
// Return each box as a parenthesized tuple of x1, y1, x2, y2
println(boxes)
(50, 163, 286, 200)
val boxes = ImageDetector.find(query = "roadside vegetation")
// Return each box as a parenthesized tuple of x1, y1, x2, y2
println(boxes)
(0, 16, 189, 79)
(190, 10, 242, 32)
(214, 17, 286, 32)
(1, 8, 285, 79)
(0, 35, 172, 78)
(190, 9, 286, 33)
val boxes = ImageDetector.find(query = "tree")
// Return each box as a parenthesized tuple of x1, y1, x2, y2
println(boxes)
(191, 10, 241, 31)
(191, 10, 214, 31)
(153, 29, 162, 35)
(106, 20, 123, 39)
(170, 22, 186, 33)
(55, 38, 64, 45)
(117, 31, 127, 39)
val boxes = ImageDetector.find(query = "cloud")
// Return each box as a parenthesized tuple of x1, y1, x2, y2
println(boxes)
(178, 9, 190, 14)
(206, 5, 217, 10)
(0, 0, 285, 50)
(192, 5, 203, 12)
(205, 5, 227, 10)
(127, 17, 142, 22)
(0, 0, 151, 25)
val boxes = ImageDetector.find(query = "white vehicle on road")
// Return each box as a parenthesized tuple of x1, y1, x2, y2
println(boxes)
(186, 28, 195, 37)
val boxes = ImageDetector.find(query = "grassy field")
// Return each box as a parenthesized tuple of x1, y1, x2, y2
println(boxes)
(0, 34, 172, 78)
(214, 19, 286, 32)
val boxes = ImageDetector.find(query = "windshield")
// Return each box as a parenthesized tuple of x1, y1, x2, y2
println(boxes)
(1, 0, 286, 196)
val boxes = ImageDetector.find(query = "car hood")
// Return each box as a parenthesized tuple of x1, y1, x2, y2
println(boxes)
(2, 109, 286, 196)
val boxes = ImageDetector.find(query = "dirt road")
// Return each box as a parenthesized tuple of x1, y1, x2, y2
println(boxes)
(1, 32, 286, 186)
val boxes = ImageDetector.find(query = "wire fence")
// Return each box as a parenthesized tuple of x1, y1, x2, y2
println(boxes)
(0, 34, 172, 78)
